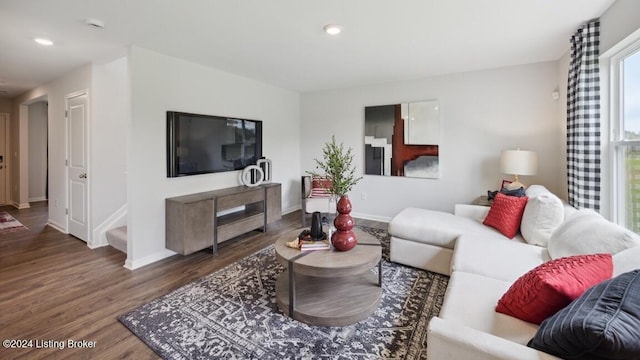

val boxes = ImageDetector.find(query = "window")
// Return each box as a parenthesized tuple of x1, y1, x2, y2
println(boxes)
(611, 42, 640, 232)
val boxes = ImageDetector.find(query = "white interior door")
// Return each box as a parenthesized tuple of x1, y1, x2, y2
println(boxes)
(67, 93, 88, 241)
(0, 114, 7, 205)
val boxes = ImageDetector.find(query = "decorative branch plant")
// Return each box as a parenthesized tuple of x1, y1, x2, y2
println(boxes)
(308, 135, 363, 197)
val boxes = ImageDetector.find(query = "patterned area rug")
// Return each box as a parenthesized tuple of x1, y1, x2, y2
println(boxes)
(119, 227, 449, 359)
(0, 211, 28, 234)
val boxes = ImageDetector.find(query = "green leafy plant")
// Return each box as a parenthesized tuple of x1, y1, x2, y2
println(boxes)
(308, 135, 363, 196)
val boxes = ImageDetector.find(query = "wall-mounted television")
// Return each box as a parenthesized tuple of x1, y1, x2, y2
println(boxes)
(167, 111, 263, 178)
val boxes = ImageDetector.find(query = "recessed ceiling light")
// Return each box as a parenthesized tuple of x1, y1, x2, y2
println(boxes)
(34, 38, 54, 46)
(323, 24, 342, 35)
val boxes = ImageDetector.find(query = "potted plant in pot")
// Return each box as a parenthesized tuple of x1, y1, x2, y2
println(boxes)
(309, 135, 363, 251)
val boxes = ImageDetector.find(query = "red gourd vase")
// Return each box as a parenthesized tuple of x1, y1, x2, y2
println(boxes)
(331, 195, 357, 251)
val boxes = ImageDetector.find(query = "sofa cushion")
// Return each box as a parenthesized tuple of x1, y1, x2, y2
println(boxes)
(483, 193, 529, 238)
(548, 209, 640, 259)
(451, 235, 549, 283)
(496, 253, 613, 324)
(520, 193, 564, 247)
(613, 245, 640, 277)
(388, 207, 467, 249)
(528, 269, 640, 359)
(453, 204, 490, 221)
(439, 271, 539, 345)
(389, 206, 529, 249)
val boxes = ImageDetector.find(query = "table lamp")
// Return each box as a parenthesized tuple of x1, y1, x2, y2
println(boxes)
(500, 149, 537, 190)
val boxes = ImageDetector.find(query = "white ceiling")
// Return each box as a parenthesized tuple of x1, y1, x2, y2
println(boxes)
(0, 0, 616, 98)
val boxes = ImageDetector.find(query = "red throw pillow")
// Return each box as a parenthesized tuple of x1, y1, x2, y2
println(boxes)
(496, 253, 613, 324)
(310, 176, 332, 198)
(482, 192, 529, 238)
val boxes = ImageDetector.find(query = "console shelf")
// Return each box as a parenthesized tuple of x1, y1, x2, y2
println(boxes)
(166, 183, 281, 255)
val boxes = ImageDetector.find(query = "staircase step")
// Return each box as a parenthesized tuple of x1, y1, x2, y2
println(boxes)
(106, 226, 127, 253)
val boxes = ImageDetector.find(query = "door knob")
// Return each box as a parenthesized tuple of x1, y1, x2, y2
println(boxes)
(79, 173, 87, 179)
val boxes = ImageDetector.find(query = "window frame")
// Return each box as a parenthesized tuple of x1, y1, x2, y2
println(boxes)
(608, 38, 640, 228)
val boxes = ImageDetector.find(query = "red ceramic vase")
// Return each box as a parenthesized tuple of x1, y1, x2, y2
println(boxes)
(337, 195, 352, 213)
(332, 230, 357, 251)
(334, 213, 354, 231)
(331, 195, 357, 251)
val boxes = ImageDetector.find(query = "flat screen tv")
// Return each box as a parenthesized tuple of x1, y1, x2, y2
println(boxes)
(167, 111, 263, 177)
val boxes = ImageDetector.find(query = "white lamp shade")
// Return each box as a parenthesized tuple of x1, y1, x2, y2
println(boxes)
(500, 149, 537, 176)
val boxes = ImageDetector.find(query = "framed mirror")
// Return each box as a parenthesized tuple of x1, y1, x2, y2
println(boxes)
(364, 100, 439, 178)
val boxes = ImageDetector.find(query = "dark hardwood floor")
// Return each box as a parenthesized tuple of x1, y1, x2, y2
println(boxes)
(0, 202, 386, 359)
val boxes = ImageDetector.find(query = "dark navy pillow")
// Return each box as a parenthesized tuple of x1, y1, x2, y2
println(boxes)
(527, 269, 640, 359)
(487, 187, 526, 200)
(500, 187, 526, 197)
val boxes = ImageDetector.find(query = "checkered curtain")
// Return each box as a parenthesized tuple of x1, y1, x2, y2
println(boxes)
(567, 19, 601, 210)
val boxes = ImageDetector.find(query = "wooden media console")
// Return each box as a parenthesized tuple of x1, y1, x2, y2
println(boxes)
(166, 183, 281, 255)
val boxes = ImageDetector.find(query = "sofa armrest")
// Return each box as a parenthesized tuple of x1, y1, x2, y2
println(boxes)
(428, 317, 561, 360)
(454, 204, 490, 220)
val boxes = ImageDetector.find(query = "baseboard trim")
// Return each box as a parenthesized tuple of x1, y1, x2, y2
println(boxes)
(47, 220, 67, 234)
(282, 205, 300, 215)
(28, 196, 47, 203)
(351, 212, 392, 223)
(124, 249, 176, 270)
(12, 201, 31, 209)
(88, 242, 109, 249)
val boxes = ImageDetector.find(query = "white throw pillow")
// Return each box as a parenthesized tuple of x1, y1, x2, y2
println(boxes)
(520, 194, 564, 247)
(613, 245, 640, 277)
(548, 209, 640, 259)
(525, 185, 552, 198)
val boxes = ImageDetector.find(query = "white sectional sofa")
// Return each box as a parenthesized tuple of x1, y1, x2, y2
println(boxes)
(388, 185, 640, 360)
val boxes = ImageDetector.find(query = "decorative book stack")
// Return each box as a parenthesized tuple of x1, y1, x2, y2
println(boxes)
(300, 240, 330, 251)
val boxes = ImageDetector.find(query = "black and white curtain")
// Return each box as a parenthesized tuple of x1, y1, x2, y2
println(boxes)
(567, 19, 601, 210)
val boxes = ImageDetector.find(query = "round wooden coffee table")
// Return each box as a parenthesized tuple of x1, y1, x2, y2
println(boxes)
(274, 228, 382, 326)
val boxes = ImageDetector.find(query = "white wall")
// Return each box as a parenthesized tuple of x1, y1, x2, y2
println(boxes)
(0, 98, 11, 113)
(11, 57, 131, 243)
(12, 65, 92, 229)
(11, 103, 28, 208)
(28, 101, 47, 202)
(600, 0, 640, 54)
(301, 62, 563, 221)
(556, 51, 570, 203)
(127, 46, 300, 269)
(91, 57, 129, 231)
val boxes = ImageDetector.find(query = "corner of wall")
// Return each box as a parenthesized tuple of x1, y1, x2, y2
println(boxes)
(124, 249, 176, 271)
